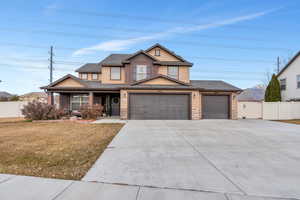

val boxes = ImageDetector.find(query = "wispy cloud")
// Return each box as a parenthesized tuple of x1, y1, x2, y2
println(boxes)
(73, 9, 276, 56)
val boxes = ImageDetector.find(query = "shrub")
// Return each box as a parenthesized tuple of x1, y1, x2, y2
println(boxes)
(80, 104, 103, 119)
(265, 74, 281, 102)
(21, 100, 66, 120)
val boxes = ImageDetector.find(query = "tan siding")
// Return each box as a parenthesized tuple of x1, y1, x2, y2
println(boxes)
(147, 48, 180, 61)
(101, 67, 126, 84)
(179, 67, 190, 83)
(54, 78, 84, 87)
(120, 89, 201, 120)
(141, 77, 179, 85)
(157, 66, 168, 76)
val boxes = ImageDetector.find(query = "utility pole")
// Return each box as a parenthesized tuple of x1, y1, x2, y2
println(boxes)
(277, 56, 281, 74)
(48, 46, 54, 105)
(49, 46, 53, 84)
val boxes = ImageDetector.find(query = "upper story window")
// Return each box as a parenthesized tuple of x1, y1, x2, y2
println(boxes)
(136, 65, 147, 80)
(280, 78, 286, 90)
(297, 75, 300, 89)
(111, 67, 121, 80)
(81, 73, 88, 80)
(168, 66, 179, 79)
(154, 49, 160, 56)
(92, 73, 98, 80)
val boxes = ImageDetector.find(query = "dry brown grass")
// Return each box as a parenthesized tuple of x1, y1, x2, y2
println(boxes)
(277, 119, 300, 125)
(0, 117, 25, 123)
(0, 121, 123, 180)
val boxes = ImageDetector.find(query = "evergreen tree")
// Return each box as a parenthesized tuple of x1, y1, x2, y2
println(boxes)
(264, 74, 281, 102)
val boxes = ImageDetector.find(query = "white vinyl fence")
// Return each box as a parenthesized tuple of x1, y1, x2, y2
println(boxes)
(0, 101, 28, 117)
(238, 101, 300, 120)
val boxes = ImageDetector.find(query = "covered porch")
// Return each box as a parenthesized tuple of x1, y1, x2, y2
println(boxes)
(49, 91, 120, 117)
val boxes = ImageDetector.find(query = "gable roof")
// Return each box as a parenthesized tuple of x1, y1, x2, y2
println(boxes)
(123, 50, 158, 62)
(100, 54, 132, 66)
(277, 51, 300, 77)
(41, 74, 87, 89)
(145, 43, 188, 62)
(75, 63, 101, 73)
(131, 74, 190, 86)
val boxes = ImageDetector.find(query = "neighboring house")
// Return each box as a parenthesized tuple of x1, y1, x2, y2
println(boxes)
(237, 87, 265, 102)
(277, 51, 300, 101)
(19, 92, 47, 103)
(0, 91, 13, 101)
(41, 43, 241, 120)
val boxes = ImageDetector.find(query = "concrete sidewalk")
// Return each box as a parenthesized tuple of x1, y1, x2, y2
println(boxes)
(0, 174, 291, 200)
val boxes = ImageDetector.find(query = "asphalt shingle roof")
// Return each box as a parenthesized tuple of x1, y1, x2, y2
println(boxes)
(99, 54, 132, 66)
(75, 63, 101, 73)
(191, 80, 242, 91)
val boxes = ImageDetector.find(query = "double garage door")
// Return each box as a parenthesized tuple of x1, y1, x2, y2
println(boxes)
(129, 94, 190, 119)
(128, 93, 230, 120)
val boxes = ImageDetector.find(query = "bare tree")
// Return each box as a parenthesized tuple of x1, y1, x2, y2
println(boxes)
(261, 69, 273, 88)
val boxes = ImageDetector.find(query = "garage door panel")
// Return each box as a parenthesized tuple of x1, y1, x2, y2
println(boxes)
(129, 94, 190, 120)
(203, 95, 229, 119)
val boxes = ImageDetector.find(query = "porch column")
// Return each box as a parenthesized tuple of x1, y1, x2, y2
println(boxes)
(47, 92, 54, 105)
(89, 92, 94, 107)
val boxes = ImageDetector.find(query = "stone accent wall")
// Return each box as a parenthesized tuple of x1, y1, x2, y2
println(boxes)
(120, 90, 128, 120)
(231, 93, 238, 120)
(199, 93, 202, 119)
(191, 91, 200, 120)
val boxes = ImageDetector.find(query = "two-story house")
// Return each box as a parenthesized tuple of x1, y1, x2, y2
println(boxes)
(41, 44, 241, 120)
(277, 51, 300, 101)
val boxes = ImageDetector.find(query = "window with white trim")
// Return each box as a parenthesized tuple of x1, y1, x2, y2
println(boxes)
(70, 95, 89, 111)
(136, 65, 147, 80)
(111, 67, 121, 80)
(168, 66, 178, 79)
(297, 75, 300, 88)
(92, 73, 98, 80)
(280, 78, 286, 90)
(81, 73, 88, 80)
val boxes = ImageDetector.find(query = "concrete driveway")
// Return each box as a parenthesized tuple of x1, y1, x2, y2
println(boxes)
(84, 120, 300, 199)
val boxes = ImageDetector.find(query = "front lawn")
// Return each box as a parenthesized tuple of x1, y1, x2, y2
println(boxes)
(277, 119, 300, 125)
(0, 120, 123, 180)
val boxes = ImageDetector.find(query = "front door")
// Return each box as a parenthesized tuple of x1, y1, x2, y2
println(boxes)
(111, 96, 120, 116)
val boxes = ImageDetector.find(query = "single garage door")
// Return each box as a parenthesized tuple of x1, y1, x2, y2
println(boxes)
(129, 94, 190, 119)
(202, 95, 229, 119)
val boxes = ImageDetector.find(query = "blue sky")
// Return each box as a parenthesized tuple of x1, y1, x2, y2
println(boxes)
(0, 0, 299, 94)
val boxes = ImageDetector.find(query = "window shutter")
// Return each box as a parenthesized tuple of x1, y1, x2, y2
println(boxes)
(132, 65, 137, 81)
